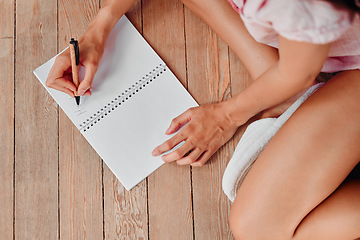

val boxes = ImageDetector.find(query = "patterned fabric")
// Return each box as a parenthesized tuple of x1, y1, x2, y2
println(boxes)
(227, 0, 360, 72)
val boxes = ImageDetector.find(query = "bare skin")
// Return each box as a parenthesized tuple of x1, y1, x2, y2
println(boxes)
(152, 13, 331, 167)
(230, 70, 360, 240)
(45, 0, 360, 238)
(181, 1, 360, 238)
(46, 0, 137, 96)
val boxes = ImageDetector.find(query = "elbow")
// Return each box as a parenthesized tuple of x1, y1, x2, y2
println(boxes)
(277, 62, 322, 90)
(283, 69, 320, 92)
(302, 71, 320, 89)
(304, 73, 318, 87)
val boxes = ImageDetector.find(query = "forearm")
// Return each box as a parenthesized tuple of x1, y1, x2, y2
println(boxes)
(80, 0, 138, 45)
(221, 36, 331, 127)
(223, 63, 317, 126)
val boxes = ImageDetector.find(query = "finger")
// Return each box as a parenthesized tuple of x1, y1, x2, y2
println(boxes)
(46, 58, 76, 92)
(47, 77, 76, 91)
(59, 77, 76, 91)
(47, 53, 71, 82)
(152, 132, 186, 156)
(176, 147, 204, 165)
(190, 150, 214, 167)
(49, 84, 75, 98)
(161, 141, 194, 163)
(46, 73, 76, 91)
(83, 89, 92, 96)
(46, 77, 76, 96)
(165, 108, 193, 135)
(78, 63, 97, 96)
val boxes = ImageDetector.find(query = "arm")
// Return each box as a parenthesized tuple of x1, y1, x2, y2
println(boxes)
(46, 0, 137, 96)
(153, 37, 331, 166)
(83, 0, 138, 46)
(224, 36, 331, 126)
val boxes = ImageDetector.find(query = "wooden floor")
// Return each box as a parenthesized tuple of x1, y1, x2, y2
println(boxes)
(0, 0, 253, 239)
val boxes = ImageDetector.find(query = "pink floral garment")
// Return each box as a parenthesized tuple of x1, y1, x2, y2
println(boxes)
(227, 0, 360, 73)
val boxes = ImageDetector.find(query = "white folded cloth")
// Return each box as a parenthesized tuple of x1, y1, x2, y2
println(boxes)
(222, 83, 324, 202)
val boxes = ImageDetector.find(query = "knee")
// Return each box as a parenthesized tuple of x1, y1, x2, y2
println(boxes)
(229, 202, 293, 240)
(229, 209, 264, 240)
(229, 208, 247, 240)
(229, 204, 264, 240)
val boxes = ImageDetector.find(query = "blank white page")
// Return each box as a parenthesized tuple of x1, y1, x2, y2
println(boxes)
(33, 16, 198, 190)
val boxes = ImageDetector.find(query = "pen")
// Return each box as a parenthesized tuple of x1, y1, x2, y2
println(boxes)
(69, 38, 80, 105)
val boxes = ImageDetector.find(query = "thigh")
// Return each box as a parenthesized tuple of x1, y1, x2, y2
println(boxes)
(292, 179, 360, 240)
(230, 70, 360, 238)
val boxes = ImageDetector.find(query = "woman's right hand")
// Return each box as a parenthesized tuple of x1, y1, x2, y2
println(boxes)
(45, 0, 140, 97)
(46, 33, 106, 97)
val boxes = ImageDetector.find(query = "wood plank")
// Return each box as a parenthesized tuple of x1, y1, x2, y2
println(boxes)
(184, 7, 234, 239)
(228, 50, 253, 103)
(142, 0, 193, 239)
(0, 0, 14, 239)
(15, 0, 59, 238)
(58, 0, 103, 239)
(103, 2, 149, 239)
(103, 164, 148, 240)
(228, 48, 254, 146)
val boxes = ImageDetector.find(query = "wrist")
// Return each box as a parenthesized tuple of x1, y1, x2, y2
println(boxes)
(81, 7, 119, 46)
(219, 99, 247, 128)
(218, 96, 252, 128)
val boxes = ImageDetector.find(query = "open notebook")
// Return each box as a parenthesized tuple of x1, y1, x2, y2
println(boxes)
(33, 16, 198, 190)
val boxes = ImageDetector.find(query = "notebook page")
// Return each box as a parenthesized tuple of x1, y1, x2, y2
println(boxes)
(33, 15, 198, 190)
(33, 16, 165, 129)
(83, 67, 197, 190)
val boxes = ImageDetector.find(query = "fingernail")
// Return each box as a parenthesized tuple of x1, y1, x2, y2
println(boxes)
(78, 89, 86, 96)
(165, 128, 170, 134)
(152, 149, 158, 156)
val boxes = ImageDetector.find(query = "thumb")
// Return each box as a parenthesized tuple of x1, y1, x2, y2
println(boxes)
(77, 63, 97, 95)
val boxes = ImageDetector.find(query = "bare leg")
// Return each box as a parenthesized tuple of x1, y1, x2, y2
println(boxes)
(229, 69, 360, 239)
(180, 0, 360, 237)
(293, 180, 360, 239)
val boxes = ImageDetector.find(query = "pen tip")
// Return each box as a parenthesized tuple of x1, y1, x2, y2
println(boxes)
(75, 96, 80, 105)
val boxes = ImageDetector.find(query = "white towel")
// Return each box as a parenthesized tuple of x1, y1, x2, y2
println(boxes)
(222, 83, 324, 202)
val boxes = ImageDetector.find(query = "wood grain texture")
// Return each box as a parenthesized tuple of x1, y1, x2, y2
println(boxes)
(228, 49, 253, 102)
(3, 0, 258, 239)
(228, 48, 254, 147)
(14, 0, 59, 238)
(58, 0, 103, 239)
(103, 164, 148, 240)
(103, 2, 149, 239)
(0, 0, 14, 239)
(59, 0, 99, 40)
(143, 0, 194, 238)
(184, 7, 234, 240)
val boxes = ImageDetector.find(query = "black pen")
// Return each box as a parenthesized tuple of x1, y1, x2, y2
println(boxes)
(69, 38, 80, 105)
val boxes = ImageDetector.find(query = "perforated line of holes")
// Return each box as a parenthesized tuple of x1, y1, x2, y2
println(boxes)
(80, 65, 167, 132)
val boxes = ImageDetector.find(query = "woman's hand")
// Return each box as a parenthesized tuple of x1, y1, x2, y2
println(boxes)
(152, 102, 241, 167)
(45, 33, 105, 97)
(45, 0, 134, 97)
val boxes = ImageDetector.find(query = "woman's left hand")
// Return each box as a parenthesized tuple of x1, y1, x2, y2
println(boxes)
(152, 103, 239, 167)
